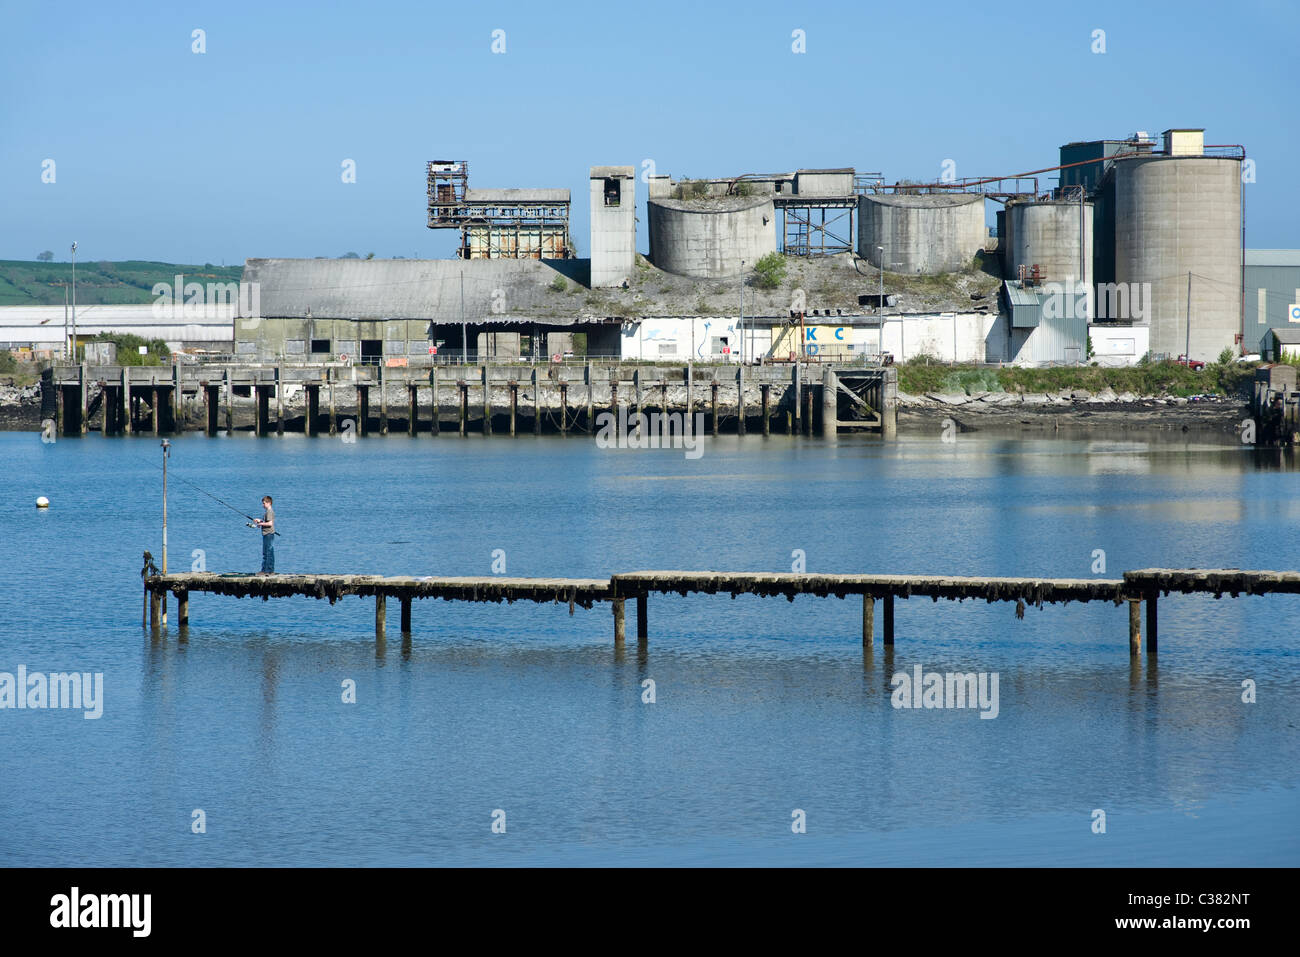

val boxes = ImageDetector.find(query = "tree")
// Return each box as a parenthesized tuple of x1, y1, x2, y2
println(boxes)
(340, 252, 361, 259)
(36, 250, 53, 262)
(364, 252, 375, 260)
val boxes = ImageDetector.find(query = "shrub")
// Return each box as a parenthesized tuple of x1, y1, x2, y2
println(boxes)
(753, 252, 787, 290)
(548, 275, 567, 293)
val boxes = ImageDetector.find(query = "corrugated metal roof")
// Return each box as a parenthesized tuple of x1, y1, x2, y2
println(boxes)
(1270, 327, 1300, 344)
(1003, 281, 1041, 307)
(1246, 249, 1300, 267)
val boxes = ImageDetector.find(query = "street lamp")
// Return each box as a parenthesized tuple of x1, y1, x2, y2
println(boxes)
(70, 242, 77, 361)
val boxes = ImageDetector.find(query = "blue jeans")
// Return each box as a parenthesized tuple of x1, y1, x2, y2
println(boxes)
(261, 534, 275, 573)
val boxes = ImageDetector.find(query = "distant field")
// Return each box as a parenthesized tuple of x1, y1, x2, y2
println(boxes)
(0, 259, 243, 306)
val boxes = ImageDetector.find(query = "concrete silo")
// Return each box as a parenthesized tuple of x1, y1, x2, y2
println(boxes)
(647, 196, 777, 279)
(1008, 198, 1094, 300)
(1112, 131, 1242, 360)
(857, 193, 986, 274)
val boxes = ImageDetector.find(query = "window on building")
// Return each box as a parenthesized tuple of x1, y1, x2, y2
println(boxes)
(710, 336, 729, 355)
(311, 339, 331, 354)
(285, 339, 306, 355)
(604, 177, 621, 207)
(235, 340, 256, 355)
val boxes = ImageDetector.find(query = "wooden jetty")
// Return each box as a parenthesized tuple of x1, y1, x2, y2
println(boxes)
(141, 564, 1300, 658)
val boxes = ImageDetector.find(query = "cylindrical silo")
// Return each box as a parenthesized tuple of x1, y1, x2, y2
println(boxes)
(647, 196, 777, 279)
(1008, 199, 1094, 293)
(857, 193, 986, 274)
(1113, 155, 1241, 361)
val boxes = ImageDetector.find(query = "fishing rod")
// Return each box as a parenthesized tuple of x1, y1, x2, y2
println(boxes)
(153, 460, 282, 537)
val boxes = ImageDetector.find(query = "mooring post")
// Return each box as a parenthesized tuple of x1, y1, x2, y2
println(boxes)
(151, 385, 161, 435)
(149, 588, 160, 633)
(119, 369, 131, 435)
(636, 594, 647, 641)
(254, 384, 268, 437)
(805, 384, 815, 435)
(792, 364, 801, 434)
(609, 380, 618, 427)
(431, 367, 440, 436)
(711, 381, 719, 436)
(509, 382, 517, 436)
(177, 590, 189, 630)
(863, 595, 874, 646)
(400, 597, 411, 635)
(613, 599, 626, 645)
(171, 363, 182, 434)
(379, 367, 388, 435)
(482, 366, 492, 436)
(1128, 599, 1141, 657)
(633, 368, 642, 421)
(458, 381, 467, 437)
(205, 384, 218, 436)
(375, 594, 386, 639)
(883, 594, 895, 645)
(408, 384, 418, 436)
(821, 366, 838, 440)
(358, 383, 369, 437)
(881, 366, 898, 439)
(559, 382, 568, 435)
(761, 383, 771, 436)
(1145, 590, 1158, 654)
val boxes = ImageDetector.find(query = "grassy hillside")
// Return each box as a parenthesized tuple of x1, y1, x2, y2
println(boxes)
(898, 357, 1257, 400)
(0, 259, 243, 306)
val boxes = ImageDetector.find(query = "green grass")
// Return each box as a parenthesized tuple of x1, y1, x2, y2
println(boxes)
(0, 259, 243, 306)
(898, 358, 1255, 399)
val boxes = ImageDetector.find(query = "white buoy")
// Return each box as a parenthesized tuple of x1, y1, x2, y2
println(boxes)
(36, 496, 50, 508)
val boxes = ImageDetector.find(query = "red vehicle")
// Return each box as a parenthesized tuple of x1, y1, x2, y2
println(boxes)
(1175, 355, 1205, 371)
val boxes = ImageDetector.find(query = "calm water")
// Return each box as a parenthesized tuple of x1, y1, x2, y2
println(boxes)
(1, 430, 1297, 866)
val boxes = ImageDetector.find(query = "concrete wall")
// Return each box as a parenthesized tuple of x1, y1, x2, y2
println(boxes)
(795, 170, 854, 196)
(1114, 156, 1241, 361)
(590, 167, 636, 287)
(647, 197, 777, 279)
(1088, 323, 1150, 367)
(858, 193, 986, 274)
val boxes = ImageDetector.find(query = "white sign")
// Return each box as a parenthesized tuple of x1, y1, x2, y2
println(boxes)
(1288, 303, 1300, 323)
(138, 345, 148, 355)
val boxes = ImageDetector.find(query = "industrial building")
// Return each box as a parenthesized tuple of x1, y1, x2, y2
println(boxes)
(1245, 250, 1300, 357)
(426, 160, 573, 260)
(0, 303, 235, 358)
(589, 166, 636, 287)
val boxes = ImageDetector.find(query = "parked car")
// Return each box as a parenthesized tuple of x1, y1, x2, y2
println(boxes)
(1175, 355, 1205, 371)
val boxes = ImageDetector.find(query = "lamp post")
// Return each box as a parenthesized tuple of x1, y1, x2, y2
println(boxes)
(70, 242, 77, 361)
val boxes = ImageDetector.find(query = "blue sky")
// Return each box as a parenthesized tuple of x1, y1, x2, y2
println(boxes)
(2, 0, 1296, 264)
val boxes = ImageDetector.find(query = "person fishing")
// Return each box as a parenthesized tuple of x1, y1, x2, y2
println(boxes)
(252, 495, 276, 574)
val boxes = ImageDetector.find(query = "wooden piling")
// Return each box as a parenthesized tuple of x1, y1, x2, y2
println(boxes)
(508, 382, 517, 436)
(375, 594, 386, 639)
(805, 384, 814, 435)
(152, 386, 161, 435)
(1128, 599, 1141, 657)
(223, 371, 233, 434)
(633, 368, 642, 421)
(711, 381, 719, 436)
(205, 384, 219, 436)
(793, 364, 801, 434)
(379, 368, 389, 435)
(328, 373, 337, 435)
(481, 367, 492, 436)
(586, 363, 595, 432)
(761, 383, 770, 436)
(613, 599, 625, 645)
(408, 384, 418, 436)
(171, 365, 182, 434)
(458, 382, 467, 437)
(883, 594, 894, 645)
(737, 365, 746, 436)
(149, 589, 160, 632)
(533, 369, 542, 436)
(863, 595, 874, 646)
(559, 382, 568, 435)
(306, 383, 319, 436)
(254, 384, 269, 437)
(276, 366, 284, 436)
(821, 367, 837, 440)
(80, 363, 89, 435)
(358, 384, 369, 436)
(431, 367, 439, 436)
(636, 594, 647, 641)
(122, 369, 133, 435)
(400, 597, 411, 634)
(1145, 590, 1158, 654)
(177, 591, 189, 629)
